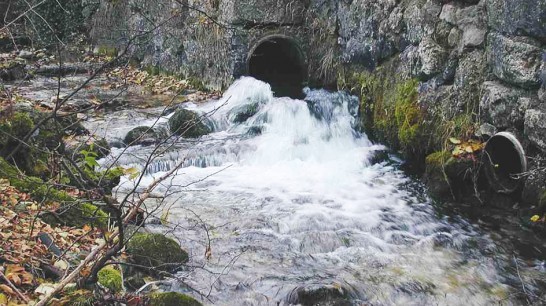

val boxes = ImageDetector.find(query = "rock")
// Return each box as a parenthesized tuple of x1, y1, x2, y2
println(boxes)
(124, 126, 159, 146)
(522, 157, 546, 206)
(480, 81, 530, 129)
(148, 292, 202, 306)
(123, 268, 147, 291)
(424, 151, 475, 199)
(524, 109, 546, 152)
(126, 233, 189, 274)
(168, 109, 211, 138)
(447, 28, 462, 48)
(439, 4, 458, 25)
(285, 284, 355, 306)
(18, 50, 34, 60)
(453, 50, 486, 112)
(97, 267, 123, 293)
(488, 33, 543, 89)
(486, 0, 546, 40)
(475, 123, 497, 139)
(229, 103, 259, 123)
(44, 202, 109, 229)
(417, 38, 448, 79)
(461, 25, 486, 48)
(0, 63, 26, 81)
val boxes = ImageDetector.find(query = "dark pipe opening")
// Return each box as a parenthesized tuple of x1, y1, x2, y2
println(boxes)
(248, 36, 306, 99)
(484, 132, 527, 194)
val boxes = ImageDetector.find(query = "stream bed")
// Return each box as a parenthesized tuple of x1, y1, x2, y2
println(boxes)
(12, 75, 546, 305)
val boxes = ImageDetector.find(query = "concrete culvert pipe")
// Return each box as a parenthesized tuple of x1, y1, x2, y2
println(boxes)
(247, 35, 306, 98)
(483, 132, 527, 194)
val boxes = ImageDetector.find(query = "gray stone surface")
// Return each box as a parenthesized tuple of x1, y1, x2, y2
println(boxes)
(488, 33, 543, 89)
(480, 81, 530, 129)
(524, 109, 546, 152)
(486, 0, 546, 40)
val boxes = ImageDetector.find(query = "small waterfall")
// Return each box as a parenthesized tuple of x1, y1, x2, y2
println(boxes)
(104, 77, 525, 305)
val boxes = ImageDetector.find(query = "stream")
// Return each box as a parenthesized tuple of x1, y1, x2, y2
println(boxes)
(12, 75, 546, 305)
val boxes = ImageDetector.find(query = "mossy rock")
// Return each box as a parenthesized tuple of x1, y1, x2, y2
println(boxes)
(0, 157, 73, 203)
(424, 151, 475, 199)
(126, 233, 188, 274)
(124, 126, 159, 146)
(98, 267, 123, 292)
(46, 202, 109, 229)
(287, 285, 353, 306)
(148, 292, 202, 306)
(168, 109, 211, 138)
(230, 103, 259, 123)
(75, 138, 111, 160)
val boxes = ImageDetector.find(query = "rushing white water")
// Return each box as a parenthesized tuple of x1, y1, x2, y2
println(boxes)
(105, 77, 518, 305)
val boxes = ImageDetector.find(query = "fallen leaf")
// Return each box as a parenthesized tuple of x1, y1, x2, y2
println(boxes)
(449, 137, 461, 145)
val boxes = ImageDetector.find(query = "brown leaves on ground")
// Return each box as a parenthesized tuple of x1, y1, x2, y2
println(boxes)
(450, 138, 484, 159)
(0, 179, 103, 305)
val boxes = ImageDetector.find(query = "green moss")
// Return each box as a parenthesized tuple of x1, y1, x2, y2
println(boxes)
(126, 233, 189, 274)
(98, 267, 123, 292)
(149, 292, 202, 306)
(0, 157, 72, 203)
(425, 151, 452, 169)
(50, 202, 109, 229)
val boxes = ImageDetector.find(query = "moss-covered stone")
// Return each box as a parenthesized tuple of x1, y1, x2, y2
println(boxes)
(149, 292, 202, 306)
(169, 109, 211, 138)
(124, 126, 159, 146)
(97, 267, 123, 292)
(424, 151, 476, 199)
(126, 233, 188, 274)
(54, 202, 109, 229)
(230, 103, 259, 123)
(0, 157, 72, 203)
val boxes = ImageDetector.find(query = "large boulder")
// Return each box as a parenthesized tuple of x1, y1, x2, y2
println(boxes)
(486, 0, 546, 40)
(487, 33, 543, 89)
(168, 109, 211, 138)
(479, 81, 531, 130)
(126, 233, 189, 274)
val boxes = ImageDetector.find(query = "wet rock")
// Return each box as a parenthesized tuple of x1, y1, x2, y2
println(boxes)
(124, 126, 160, 146)
(479, 81, 530, 129)
(229, 103, 259, 123)
(524, 109, 546, 152)
(126, 233, 189, 274)
(285, 284, 356, 306)
(148, 292, 202, 306)
(475, 123, 497, 140)
(424, 151, 475, 199)
(369, 149, 391, 165)
(488, 33, 543, 89)
(169, 109, 211, 138)
(34, 63, 95, 77)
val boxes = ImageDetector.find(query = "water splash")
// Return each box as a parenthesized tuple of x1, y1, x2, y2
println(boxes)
(106, 77, 523, 305)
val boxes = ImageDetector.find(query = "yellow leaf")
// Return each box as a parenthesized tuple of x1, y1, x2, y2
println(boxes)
(530, 215, 540, 222)
(465, 145, 474, 153)
(449, 138, 462, 145)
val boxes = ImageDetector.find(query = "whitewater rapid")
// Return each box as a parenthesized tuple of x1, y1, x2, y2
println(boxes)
(103, 77, 518, 305)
